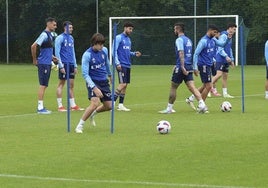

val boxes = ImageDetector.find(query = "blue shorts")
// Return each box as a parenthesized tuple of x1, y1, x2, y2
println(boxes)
(59, 64, 75, 80)
(171, 64, 194, 84)
(198, 65, 212, 83)
(87, 80, 112, 102)
(118, 67, 130, 84)
(38, 64, 52, 87)
(216, 61, 229, 73)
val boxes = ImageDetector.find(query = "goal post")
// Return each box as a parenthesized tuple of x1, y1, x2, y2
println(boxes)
(109, 15, 239, 66)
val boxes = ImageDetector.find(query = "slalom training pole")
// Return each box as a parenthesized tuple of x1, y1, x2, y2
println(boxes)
(239, 24, 245, 113)
(66, 22, 71, 132)
(110, 22, 118, 134)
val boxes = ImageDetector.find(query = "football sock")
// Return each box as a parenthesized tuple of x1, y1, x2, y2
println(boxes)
(222, 88, 227, 95)
(38, 100, 44, 110)
(57, 98, 63, 108)
(189, 95, 195, 101)
(70, 98, 76, 107)
(78, 119, 85, 126)
(265, 91, 268, 97)
(198, 99, 205, 108)
(167, 103, 173, 111)
(119, 94, 125, 104)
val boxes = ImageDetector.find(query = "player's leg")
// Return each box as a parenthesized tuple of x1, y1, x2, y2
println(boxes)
(56, 79, 66, 111)
(211, 62, 223, 96)
(222, 65, 234, 98)
(186, 80, 206, 111)
(159, 67, 181, 113)
(75, 97, 100, 133)
(117, 67, 131, 111)
(37, 64, 52, 114)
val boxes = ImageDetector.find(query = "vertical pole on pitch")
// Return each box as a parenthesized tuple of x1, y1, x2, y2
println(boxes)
(66, 23, 71, 132)
(111, 22, 118, 134)
(240, 24, 245, 113)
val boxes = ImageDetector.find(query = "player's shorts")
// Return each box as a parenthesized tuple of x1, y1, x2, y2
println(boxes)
(58, 64, 75, 80)
(211, 62, 217, 76)
(87, 79, 112, 102)
(118, 66, 130, 84)
(171, 64, 194, 84)
(198, 65, 212, 83)
(38, 64, 52, 87)
(216, 61, 229, 73)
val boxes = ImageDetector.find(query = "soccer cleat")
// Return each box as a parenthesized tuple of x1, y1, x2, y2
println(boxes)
(223, 94, 234, 98)
(75, 125, 83, 133)
(71, 105, 85, 111)
(207, 92, 211, 98)
(58, 106, 67, 112)
(265, 96, 268, 100)
(197, 105, 209, 114)
(90, 116, 96, 126)
(158, 109, 172, 114)
(171, 109, 176, 113)
(117, 105, 131, 111)
(210, 88, 221, 96)
(51, 62, 58, 71)
(37, 108, 52, 115)
(185, 98, 196, 110)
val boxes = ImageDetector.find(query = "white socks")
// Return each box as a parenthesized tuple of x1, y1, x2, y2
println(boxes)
(167, 103, 173, 111)
(222, 88, 227, 95)
(38, 100, 44, 110)
(57, 98, 76, 107)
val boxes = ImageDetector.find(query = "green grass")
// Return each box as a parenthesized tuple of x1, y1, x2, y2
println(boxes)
(0, 64, 267, 188)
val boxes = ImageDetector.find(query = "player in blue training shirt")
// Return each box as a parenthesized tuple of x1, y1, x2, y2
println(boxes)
(211, 23, 237, 98)
(265, 40, 268, 99)
(75, 33, 112, 134)
(159, 23, 207, 114)
(55, 21, 84, 112)
(31, 17, 58, 114)
(114, 22, 142, 111)
(186, 25, 229, 112)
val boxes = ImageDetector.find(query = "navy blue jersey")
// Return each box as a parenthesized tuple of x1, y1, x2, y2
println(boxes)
(35, 31, 53, 65)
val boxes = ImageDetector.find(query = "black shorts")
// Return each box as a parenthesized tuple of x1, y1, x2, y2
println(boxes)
(118, 66, 130, 84)
(59, 64, 75, 80)
(216, 61, 229, 73)
(171, 65, 194, 84)
(38, 64, 52, 87)
(87, 80, 112, 102)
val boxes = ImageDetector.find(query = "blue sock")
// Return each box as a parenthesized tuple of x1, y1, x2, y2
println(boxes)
(119, 94, 125, 104)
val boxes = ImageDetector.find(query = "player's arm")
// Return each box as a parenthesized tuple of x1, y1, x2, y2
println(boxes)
(265, 41, 268, 64)
(113, 35, 122, 70)
(103, 47, 112, 82)
(213, 34, 229, 47)
(55, 35, 64, 69)
(72, 41, 78, 74)
(193, 39, 206, 72)
(130, 51, 142, 57)
(176, 38, 187, 75)
(31, 42, 38, 65)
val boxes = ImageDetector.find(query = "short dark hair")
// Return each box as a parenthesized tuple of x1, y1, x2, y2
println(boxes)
(90, 33, 105, 46)
(174, 22, 185, 32)
(227, 23, 237, 29)
(63, 21, 72, 28)
(45, 17, 56, 23)
(208, 24, 219, 32)
(124, 22, 134, 28)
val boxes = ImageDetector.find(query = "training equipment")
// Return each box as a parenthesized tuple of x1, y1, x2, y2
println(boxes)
(156, 120, 171, 134)
(221, 101, 232, 112)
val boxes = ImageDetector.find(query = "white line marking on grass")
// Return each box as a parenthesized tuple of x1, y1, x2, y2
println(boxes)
(0, 174, 254, 188)
(0, 93, 264, 119)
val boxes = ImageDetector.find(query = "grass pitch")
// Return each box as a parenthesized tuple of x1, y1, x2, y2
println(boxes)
(0, 64, 267, 188)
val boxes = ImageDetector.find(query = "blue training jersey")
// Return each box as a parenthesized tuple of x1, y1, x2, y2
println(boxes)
(175, 35, 193, 67)
(35, 31, 53, 65)
(81, 46, 111, 89)
(193, 35, 216, 69)
(55, 33, 77, 68)
(216, 31, 234, 63)
(114, 33, 136, 68)
(265, 40, 268, 66)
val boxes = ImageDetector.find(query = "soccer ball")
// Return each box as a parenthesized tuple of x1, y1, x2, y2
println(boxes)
(156, 120, 171, 134)
(220, 101, 232, 112)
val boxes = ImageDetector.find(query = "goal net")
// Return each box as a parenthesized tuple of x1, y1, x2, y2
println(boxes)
(109, 15, 239, 66)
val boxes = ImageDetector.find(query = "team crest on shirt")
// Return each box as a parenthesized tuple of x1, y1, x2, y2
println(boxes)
(102, 54, 105, 59)
(92, 58, 96, 63)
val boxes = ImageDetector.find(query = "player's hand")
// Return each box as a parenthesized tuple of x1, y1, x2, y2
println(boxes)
(60, 68, 66, 74)
(33, 59, 38, 66)
(226, 56, 232, 63)
(74, 68, 78, 75)
(135, 51, 142, 57)
(230, 62, 235, 68)
(227, 33, 233, 39)
(181, 67, 188, 75)
(194, 70, 199, 77)
(93, 87, 103, 98)
(108, 76, 112, 84)
(116, 65, 122, 71)
(52, 56, 58, 63)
